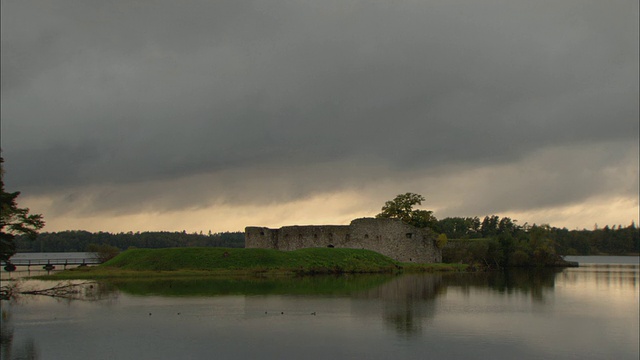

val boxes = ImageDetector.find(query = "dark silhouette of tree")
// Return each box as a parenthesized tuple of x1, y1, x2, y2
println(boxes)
(1, 155, 45, 262)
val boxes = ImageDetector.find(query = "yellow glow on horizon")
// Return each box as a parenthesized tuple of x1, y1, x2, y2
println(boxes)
(20, 189, 639, 234)
(506, 196, 639, 230)
(23, 191, 376, 233)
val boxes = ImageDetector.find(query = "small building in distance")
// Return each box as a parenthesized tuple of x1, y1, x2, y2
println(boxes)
(245, 217, 441, 263)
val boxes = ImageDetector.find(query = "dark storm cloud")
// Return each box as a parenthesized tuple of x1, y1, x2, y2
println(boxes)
(1, 0, 637, 216)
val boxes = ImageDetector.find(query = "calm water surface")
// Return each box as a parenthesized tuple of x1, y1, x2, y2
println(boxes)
(1, 256, 638, 359)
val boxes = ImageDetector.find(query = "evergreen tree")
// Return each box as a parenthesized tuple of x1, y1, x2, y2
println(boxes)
(1, 155, 45, 261)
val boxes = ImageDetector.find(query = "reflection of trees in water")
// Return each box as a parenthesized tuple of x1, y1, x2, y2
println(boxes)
(107, 274, 392, 297)
(557, 265, 639, 290)
(1, 307, 39, 360)
(0, 309, 13, 359)
(357, 274, 445, 337)
(441, 269, 560, 302)
(357, 270, 566, 336)
(489, 269, 558, 302)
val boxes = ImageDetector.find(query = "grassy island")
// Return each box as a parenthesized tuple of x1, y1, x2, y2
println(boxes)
(40, 247, 466, 280)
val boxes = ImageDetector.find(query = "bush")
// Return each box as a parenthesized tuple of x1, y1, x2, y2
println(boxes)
(88, 244, 120, 263)
(509, 250, 530, 266)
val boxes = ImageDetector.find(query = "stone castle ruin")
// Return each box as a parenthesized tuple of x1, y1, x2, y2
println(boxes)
(245, 217, 442, 263)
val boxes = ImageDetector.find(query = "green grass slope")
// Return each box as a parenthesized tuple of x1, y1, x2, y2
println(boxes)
(40, 248, 466, 280)
(102, 247, 400, 273)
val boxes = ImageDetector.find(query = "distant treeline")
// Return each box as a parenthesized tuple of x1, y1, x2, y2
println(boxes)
(548, 225, 639, 255)
(15, 230, 245, 252)
(436, 216, 639, 255)
(13, 217, 640, 256)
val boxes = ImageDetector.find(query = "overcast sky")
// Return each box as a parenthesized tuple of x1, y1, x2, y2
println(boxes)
(2, 0, 638, 233)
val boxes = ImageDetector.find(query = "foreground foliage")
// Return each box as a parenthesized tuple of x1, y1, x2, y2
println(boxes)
(1, 156, 45, 262)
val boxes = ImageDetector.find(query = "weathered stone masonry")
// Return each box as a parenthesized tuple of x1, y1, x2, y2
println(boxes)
(245, 217, 442, 263)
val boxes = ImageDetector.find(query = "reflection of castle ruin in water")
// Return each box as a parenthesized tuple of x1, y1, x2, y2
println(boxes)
(357, 274, 444, 336)
(245, 218, 442, 263)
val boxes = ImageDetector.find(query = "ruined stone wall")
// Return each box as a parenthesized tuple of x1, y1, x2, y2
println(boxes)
(245, 218, 442, 263)
(245, 227, 280, 249)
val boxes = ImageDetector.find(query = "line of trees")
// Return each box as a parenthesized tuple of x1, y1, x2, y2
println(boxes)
(5, 186, 639, 264)
(549, 224, 639, 255)
(377, 193, 638, 270)
(14, 230, 245, 253)
(435, 216, 639, 256)
(438, 218, 638, 269)
(377, 193, 639, 256)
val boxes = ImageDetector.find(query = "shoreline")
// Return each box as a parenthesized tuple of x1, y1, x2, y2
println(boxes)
(32, 262, 469, 281)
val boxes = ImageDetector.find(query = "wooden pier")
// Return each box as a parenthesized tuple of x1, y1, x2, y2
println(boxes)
(1, 257, 102, 272)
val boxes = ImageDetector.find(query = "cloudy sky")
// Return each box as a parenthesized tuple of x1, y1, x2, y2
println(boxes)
(1, 0, 638, 233)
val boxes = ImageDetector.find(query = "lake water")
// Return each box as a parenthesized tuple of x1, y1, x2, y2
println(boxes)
(1, 255, 638, 359)
(1, 253, 97, 281)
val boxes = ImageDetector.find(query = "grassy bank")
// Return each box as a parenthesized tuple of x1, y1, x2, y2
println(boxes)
(38, 247, 466, 280)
